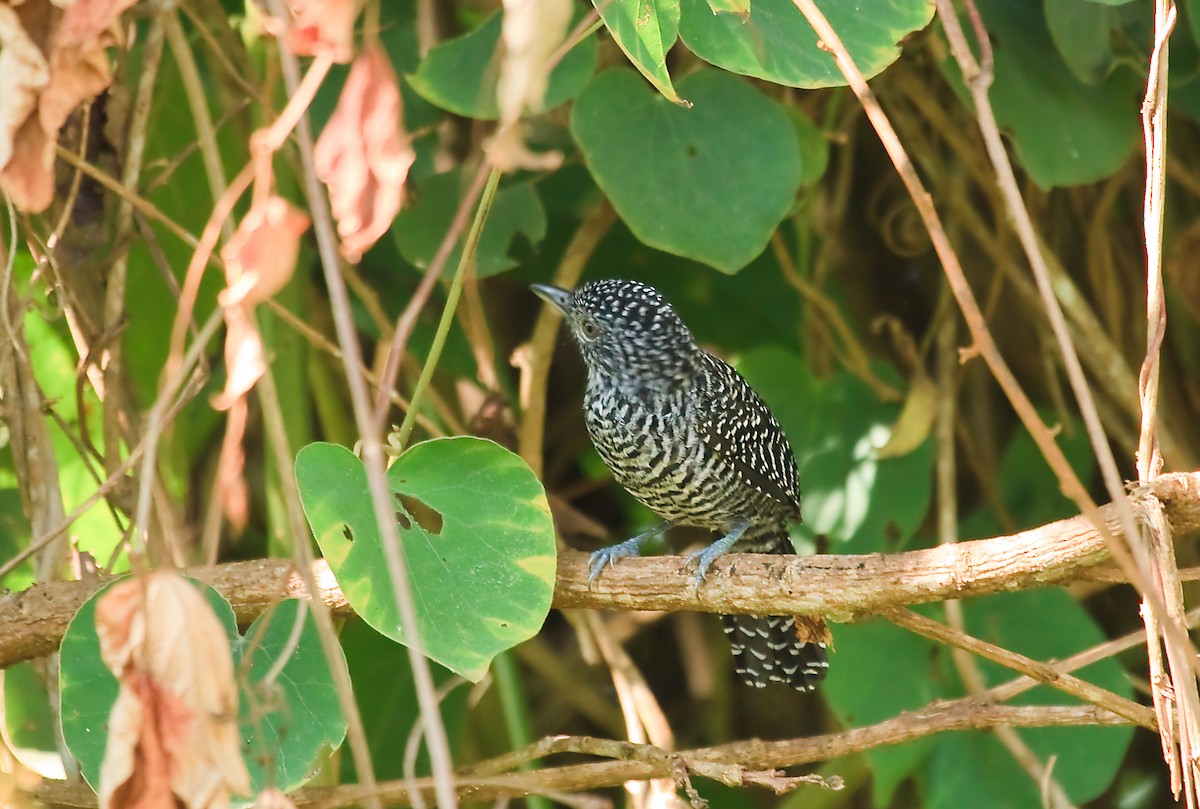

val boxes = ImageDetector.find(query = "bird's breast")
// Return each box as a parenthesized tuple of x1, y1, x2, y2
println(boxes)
(582, 386, 782, 529)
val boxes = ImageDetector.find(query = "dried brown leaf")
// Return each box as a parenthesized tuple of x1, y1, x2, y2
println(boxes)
(96, 572, 249, 809)
(0, 0, 133, 211)
(314, 45, 414, 262)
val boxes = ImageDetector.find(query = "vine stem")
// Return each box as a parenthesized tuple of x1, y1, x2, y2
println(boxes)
(391, 168, 502, 452)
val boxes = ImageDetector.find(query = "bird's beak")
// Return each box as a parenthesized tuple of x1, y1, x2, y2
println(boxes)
(531, 284, 573, 317)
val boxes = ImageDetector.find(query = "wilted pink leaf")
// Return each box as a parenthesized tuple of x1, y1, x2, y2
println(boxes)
(315, 46, 414, 262)
(0, 0, 135, 212)
(220, 195, 310, 309)
(96, 572, 250, 809)
(285, 0, 357, 63)
(213, 194, 308, 410)
(212, 305, 266, 411)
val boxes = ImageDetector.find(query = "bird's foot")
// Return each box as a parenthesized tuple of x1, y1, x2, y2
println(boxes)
(682, 520, 750, 588)
(588, 521, 674, 584)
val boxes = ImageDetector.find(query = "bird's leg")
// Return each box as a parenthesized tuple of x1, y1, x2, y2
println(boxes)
(683, 518, 751, 586)
(588, 520, 676, 584)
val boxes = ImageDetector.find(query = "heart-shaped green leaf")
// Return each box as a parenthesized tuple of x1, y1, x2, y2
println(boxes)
(950, 0, 1139, 188)
(679, 0, 934, 88)
(571, 69, 802, 273)
(295, 437, 556, 681)
(59, 583, 345, 801)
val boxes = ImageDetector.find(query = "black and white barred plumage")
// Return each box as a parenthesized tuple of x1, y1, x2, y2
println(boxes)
(533, 279, 828, 691)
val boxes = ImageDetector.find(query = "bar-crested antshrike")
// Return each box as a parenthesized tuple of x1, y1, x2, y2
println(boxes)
(533, 279, 827, 690)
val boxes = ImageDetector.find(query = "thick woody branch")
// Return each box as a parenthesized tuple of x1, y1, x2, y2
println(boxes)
(557, 472, 1200, 617)
(1, 473, 1197, 670)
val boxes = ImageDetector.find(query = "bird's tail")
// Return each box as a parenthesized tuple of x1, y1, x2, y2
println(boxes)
(720, 531, 828, 691)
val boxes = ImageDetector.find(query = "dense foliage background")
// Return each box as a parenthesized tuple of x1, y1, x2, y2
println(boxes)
(1, 0, 1198, 807)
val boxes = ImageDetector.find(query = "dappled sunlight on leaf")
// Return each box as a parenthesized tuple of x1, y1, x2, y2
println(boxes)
(314, 46, 414, 262)
(95, 572, 249, 809)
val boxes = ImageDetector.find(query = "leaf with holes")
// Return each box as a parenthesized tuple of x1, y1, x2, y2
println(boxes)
(59, 582, 345, 802)
(294, 438, 556, 681)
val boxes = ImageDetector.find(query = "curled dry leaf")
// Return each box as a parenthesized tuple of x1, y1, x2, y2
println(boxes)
(215, 194, 309, 409)
(213, 194, 308, 531)
(96, 572, 250, 809)
(314, 46, 414, 262)
(0, 0, 136, 212)
(488, 0, 571, 172)
(283, 0, 357, 63)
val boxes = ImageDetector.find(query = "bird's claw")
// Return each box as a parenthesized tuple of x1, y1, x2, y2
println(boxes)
(682, 548, 716, 588)
(587, 539, 643, 585)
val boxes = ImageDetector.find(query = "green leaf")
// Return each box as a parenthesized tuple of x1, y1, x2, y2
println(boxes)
(1044, 0, 1144, 85)
(926, 589, 1134, 806)
(3, 661, 59, 772)
(408, 10, 598, 119)
(735, 348, 934, 553)
(822, 616, 944, 805)
(339, 618, 468, 781)
(926, 732, 1036, 809)
(960, 412, 1095, 540)
(60, 581, 345, 799)
(571, 69, 802, 273)
(789, 107, 830, 186)
(238, 599, 347, 791)
(592, 0, 685, 104)
(970, 0, 1139, 187)
(393, 171, 547, 277)
(295, 438, 556, 681)
(678, 0, 934, 88)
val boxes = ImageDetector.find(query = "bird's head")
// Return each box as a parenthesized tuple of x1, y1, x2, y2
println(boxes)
(532, 279, 700, 388)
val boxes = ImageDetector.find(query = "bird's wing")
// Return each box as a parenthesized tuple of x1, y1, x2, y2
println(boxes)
(697, 356, 802, 516)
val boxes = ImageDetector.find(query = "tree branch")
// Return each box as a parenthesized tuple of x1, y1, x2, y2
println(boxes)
(28, 703, 1131, 809)
(2, 474, 1198, 670)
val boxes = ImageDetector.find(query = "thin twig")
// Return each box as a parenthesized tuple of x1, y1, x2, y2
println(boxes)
(372, 160, 492, 430)
(885, 608, 1155, 729)
(1136, 4, 1192, 799)
(264, 5, 456, 805)
(255, 328, 387, 809)
(391, 168, 502, 451)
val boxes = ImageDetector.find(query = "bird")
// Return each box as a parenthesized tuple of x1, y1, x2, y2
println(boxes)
(532, 279, 828, 691)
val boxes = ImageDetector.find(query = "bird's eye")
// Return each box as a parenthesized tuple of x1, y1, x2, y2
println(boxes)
(579, 319, 602, 340)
